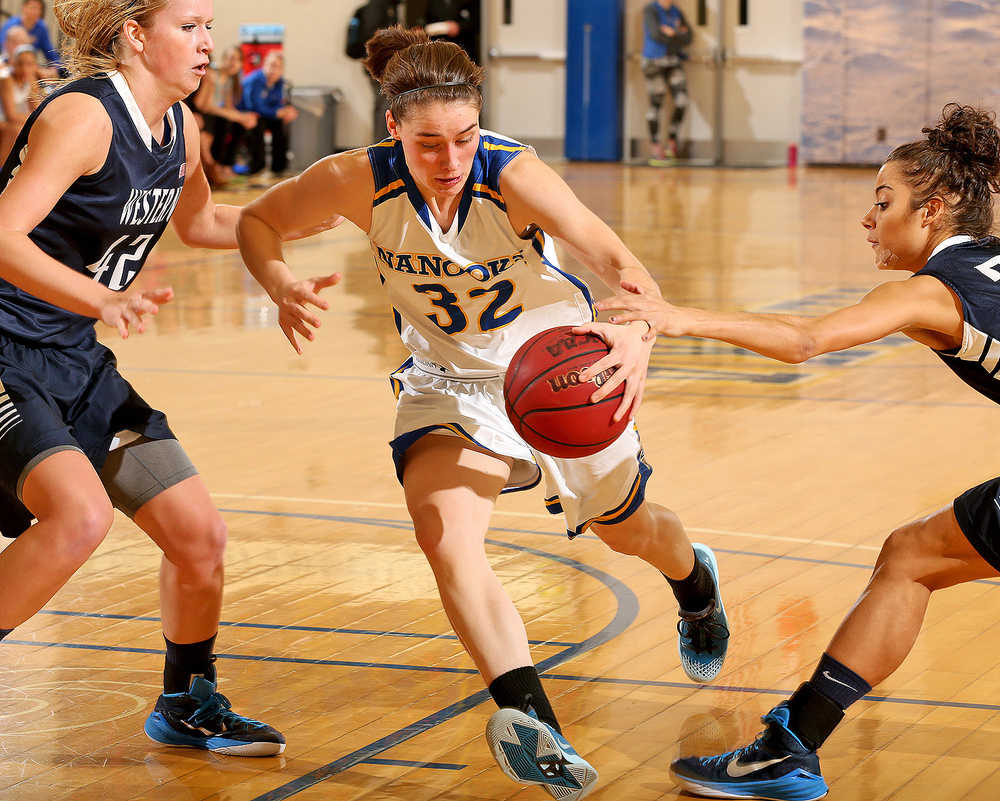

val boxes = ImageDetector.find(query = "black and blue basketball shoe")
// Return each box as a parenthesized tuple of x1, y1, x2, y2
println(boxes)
(144, 676, 285, 756)
(487, 702, 598, 799)
(677, 543, 730, 683)
(670, 702, 828, 800)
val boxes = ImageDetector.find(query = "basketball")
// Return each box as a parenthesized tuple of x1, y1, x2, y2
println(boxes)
(503, 325, 630, 458)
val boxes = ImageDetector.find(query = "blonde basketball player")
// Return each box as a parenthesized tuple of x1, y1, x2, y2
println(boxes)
(238, 26, 729, 798)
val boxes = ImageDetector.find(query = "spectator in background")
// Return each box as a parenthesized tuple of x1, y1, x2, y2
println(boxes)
(241, 50, 297, 177)
(193, 45, 258, 183)
(641, 0, 692, 163)
(345, 0, 399, 140)
(2, 24, 32, 64)
(414, 0, 480, 63)
(0, 0, 61, 76)
(0, 44, 41, 161)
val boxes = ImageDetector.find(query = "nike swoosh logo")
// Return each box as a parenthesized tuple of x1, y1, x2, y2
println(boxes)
(726, 755, 792, 778)
(822, 670, 857, 691)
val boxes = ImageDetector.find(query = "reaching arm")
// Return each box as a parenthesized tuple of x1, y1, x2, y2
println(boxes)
(237, 149, 372, 352)
(593, 275, 965, 363)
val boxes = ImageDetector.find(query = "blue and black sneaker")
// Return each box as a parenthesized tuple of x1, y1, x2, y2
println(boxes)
(678, 543, 730, 683)
(144, 676, 285, 756)
(486, 699, 598, 799)
(670, 702, 828, 800)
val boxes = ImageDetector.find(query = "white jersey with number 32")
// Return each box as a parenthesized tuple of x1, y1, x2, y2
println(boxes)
(366, 130, 595, 378)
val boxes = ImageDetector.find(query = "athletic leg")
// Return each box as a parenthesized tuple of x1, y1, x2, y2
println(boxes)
(101, 439, 283, 756)
(0, 450, 113, 630)
(403, 434, 597, 798)
(593, 501, 729, 682)
(670, 503, 999, 801)
(665, 64, 689, 157)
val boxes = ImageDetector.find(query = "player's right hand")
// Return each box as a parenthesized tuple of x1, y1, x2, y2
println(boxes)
(274, 273, 342, 354)
(100, 287, 174, 339)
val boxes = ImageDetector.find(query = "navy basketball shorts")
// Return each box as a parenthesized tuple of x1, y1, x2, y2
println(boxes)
(953, 476, 1000, 573)
(0, 332, 177, 537)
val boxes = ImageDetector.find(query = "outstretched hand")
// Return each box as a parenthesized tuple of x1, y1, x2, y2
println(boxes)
(274, 273, 342, 354)
(100, 287, 174, 339)
(595, 279, 688, 339)
(572, 320, 655, 422)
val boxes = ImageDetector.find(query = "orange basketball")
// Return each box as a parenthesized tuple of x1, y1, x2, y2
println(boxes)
(503, 325, 629, 458)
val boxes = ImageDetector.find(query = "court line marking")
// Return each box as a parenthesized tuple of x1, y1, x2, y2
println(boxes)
(34, 610, 578, 648)
(358, 758, 465, 771)
(211, 493, 883, 552)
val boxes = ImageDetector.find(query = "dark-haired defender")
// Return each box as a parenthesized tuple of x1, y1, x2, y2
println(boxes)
(0, 0, 289, 755)
(582, 103, 1000, 800)
(238, 24, 730, 799)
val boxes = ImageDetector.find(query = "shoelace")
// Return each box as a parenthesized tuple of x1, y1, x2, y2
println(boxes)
(187, 691, 266, 732)
(699, 729, 770, 770)
(676, 599, 731, 655)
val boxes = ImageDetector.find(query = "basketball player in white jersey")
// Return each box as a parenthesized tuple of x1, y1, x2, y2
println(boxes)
(238, 25, 729, 798)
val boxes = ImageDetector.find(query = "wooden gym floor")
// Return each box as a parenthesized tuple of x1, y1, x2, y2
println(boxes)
(1, 162, 999, 801)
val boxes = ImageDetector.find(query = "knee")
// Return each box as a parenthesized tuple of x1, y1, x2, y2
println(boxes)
(173, 514, 228, 579)
(51, 497, 114, 564)
(409, 502, 448, 560)
(594, 518, 647, 558)
(872, 522, 929, 584)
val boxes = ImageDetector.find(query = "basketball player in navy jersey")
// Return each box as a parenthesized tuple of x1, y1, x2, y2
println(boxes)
(0, 0, 286, 755)
(237, 25, 731, 800)
(583, 103, 1000, 800)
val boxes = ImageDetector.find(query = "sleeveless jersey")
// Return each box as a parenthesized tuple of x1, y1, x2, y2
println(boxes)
(0, 72, 186, 347)
(916, 235, 1000, 404)
(366, 130, 595, 378)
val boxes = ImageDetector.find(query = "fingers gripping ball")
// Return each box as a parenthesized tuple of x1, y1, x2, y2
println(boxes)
(503, 325, 629, 458)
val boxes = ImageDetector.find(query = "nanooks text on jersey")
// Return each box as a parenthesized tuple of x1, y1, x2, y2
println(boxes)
(119, 186, 182, 227)
(374, 244, 527, 282)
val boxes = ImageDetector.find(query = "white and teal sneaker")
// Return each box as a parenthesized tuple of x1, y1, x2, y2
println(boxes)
(486, 703, 598, 799)
(678, 543, 730, 683)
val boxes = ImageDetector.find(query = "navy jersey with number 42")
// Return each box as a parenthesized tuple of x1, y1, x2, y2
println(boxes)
(0, 72, 186, 347)
(916, 235, 1000, 404)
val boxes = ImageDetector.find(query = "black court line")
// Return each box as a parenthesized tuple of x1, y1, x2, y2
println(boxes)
(358, 758, 465, 771)
(34, 610, 578, 648)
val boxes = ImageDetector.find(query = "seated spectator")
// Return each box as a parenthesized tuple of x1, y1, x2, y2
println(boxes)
(240, 50, 298, 177)
(0, 44, 40, 161)
(193, 45, 258, 181)
(0, 0, 61, 78)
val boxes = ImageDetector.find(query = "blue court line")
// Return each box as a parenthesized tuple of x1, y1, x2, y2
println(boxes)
(7, 640, 999, 716)
(245, 531, 640, 801)
(34, 610, 578, 648)
(358, 758, 465, 771)
(216, 508, 1000, 587)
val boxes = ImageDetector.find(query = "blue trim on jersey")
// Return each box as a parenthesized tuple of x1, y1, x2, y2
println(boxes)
(392, 307, 403, 335)
(567, 449, 653, 539)
(389, 422, 490, 485)
(531, 230, 597, 321)
(388, 355, 414, 399)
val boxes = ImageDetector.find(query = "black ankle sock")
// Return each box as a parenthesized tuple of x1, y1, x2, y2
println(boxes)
(785, 681, 847, 751)
(163, 633, 218, 694)
(0, 628, 12, 642)
(665, 550, 715, 613)
(488, 666, 561, 734)
(807, 652, 871, 710)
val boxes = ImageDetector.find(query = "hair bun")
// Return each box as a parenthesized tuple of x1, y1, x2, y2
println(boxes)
(924, 103, 1000, 188)
(363, 25, 430, 83)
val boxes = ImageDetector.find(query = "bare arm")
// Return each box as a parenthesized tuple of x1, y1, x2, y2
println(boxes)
(593, 275, 964, 363)
(170, 103, 241, 249)
(501, 150, 661, 298)
(0, 92, 171, 336)
(237, 148, 373, 351)
(501, 150, 658, 418)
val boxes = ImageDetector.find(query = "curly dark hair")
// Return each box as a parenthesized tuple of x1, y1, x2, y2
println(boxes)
(886, 103, 1000, 238)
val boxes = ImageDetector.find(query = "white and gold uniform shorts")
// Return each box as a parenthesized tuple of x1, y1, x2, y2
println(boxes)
(389, 358, 652, 538)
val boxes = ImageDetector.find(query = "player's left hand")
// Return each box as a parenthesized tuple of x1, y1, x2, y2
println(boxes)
(572, 320, 655, 422)
(595, 279, 686, 339)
